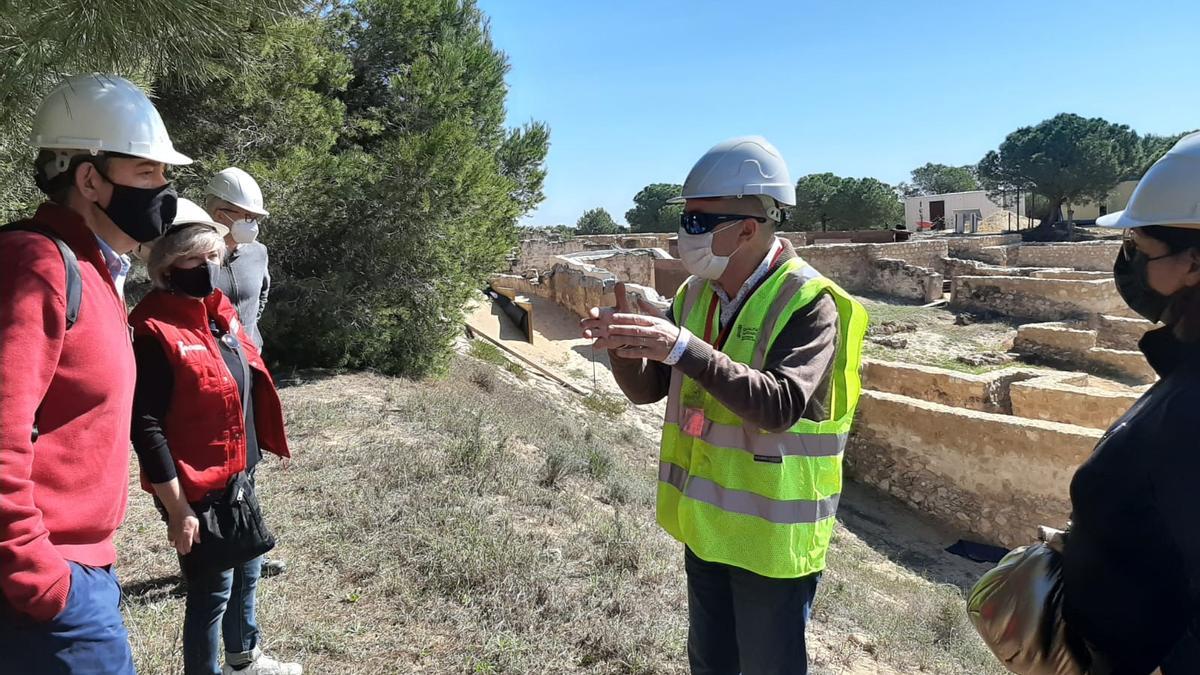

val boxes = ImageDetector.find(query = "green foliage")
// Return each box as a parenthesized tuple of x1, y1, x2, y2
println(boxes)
(467, 340, 525, 379)
(791, 172, 840, 231)
(581, 392, 627, 417)
(977, 113, 1140, 226)
(585, 444, 615, 480)
(0, 1, 296, 88)
(0, 0, 299, 218)
(540, 445, 581, 488)
(576, 207, 619, 235)
(149, 1, 546, 377)
(791, 173, 902, 231)
(498, 122, 551, 214)
(625, 183, 682, 233)
(906, 163, 979, 196)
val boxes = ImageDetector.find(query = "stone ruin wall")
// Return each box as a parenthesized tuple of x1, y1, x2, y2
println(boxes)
(561, 250, 658, 289)
(797, 240, 946, 303)
(950, 275, 1136, 322)
(1012, 320, 1157, 384)
(946, 234, 1023, 262)
(847, 359, 1142, 547)
(510, 234, 672, 275)
(1093, 314, 1153, 350)
(865, 240, 949, 271)
(1013, 241, 1123, 272)
(1009, 373, 1140, 430)
(653, 258, 688, 299)
(795, 245, 875, 291)
(849, 389, 1097, 548)
(869, 259, 943, 304)
(494, 265, 609, 320)
(1028, 270, 1111, 280)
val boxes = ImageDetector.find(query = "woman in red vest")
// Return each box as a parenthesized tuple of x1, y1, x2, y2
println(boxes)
(129, 199, 301, 675)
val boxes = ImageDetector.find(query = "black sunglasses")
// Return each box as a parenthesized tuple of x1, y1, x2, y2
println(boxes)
(1121, 236, 1176, 263)
(679, 212, 766, 235)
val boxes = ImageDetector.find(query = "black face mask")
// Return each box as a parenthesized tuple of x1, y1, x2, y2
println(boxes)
(1113, 246, 1169, 323)
(93, 165, 178, 243)
(170, 261, 219, 299)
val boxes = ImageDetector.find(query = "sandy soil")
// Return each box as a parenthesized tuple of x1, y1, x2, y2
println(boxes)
(466, 293, 624, 396)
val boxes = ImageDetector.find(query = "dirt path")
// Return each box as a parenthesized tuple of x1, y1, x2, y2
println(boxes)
(465, 292, 624, 397)
(465, 292, 668, 439)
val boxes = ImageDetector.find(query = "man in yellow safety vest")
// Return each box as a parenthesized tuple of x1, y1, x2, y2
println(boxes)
(581, 136, 867, 675)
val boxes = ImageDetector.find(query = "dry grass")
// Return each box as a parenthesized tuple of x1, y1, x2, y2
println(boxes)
(816, 528, 1004, 674)
(114, 354, 1003, 674)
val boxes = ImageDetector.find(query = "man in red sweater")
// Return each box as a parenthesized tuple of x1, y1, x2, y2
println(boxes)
(0, 74, 192, 673)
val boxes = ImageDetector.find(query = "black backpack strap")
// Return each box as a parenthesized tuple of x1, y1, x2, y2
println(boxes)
(0, 223, 83, 330)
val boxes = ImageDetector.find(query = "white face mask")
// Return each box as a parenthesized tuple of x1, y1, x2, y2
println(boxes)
(230, 218, 260, 244)
(677, 222, 743, 280)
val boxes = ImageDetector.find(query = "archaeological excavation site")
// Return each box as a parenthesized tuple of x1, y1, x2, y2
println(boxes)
(470, 228, 1150, 550)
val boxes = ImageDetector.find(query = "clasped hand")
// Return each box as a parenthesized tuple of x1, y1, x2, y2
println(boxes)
(580, 281, 680, 362)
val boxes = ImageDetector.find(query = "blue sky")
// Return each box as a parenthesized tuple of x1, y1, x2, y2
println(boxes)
(477, 0, 1200, 227)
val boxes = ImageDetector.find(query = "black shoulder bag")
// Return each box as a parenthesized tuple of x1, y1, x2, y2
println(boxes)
(180, 472, 276, 578)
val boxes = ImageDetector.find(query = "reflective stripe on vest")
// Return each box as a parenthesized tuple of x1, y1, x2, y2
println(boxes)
(656, 254, 868, 579)
(659, 461, 841, 524)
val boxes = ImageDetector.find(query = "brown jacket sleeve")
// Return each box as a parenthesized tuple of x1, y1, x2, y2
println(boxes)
(673, 294, 838, 432)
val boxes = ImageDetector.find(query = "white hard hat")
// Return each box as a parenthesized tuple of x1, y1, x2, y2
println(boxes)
(206, 167, 269, 217)
(670, 135, 796, 218)
(171, 197, 230, 238)
(1098, 131, 1200, 230)
(28, 74, 192, 166)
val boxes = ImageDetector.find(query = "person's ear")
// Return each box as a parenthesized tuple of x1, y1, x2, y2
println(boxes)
(740, 218, 757, 243)
(74, 162, 107, 202)
(1184, 249, 1200, 287)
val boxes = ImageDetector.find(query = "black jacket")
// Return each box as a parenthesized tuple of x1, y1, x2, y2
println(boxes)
(1064, 328, 1200, 674)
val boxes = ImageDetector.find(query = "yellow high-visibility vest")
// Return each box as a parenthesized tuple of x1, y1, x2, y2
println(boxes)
(657, 256, 868, 578)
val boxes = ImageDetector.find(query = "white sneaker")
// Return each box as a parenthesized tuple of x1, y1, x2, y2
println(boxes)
(222, 652, 303, 675)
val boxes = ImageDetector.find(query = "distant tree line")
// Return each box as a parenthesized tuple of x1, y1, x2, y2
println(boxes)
(592, 114, 1192, 236)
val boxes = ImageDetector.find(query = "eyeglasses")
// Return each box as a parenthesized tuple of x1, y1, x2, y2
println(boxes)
(1121, 235, 1175, 263)
(679, 212, 766, 235)
(216, 207, 256, 223)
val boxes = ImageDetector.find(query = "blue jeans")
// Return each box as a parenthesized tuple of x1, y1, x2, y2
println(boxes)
(0, 562, 136, 674)
(182, 556, 262, 675)
(685, 547, 821, 675)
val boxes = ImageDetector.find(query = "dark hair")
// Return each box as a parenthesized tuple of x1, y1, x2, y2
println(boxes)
(1142, 226, 1200, 342)
(1140, 225, 1200, 253)
(33, 150, 111, 203)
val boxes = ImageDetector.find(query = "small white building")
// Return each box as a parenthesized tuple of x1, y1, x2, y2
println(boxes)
(904, 190, 1026, 233)
(904, 181, 1138, 232)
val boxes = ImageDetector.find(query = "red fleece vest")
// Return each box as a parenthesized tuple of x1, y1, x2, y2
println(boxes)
(129, 289, 290, 502)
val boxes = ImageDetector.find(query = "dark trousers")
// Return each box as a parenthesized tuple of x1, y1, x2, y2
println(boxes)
(182, 555, 263, 675)
(685, 547, 820, 675)
(0, 562, 136, 674)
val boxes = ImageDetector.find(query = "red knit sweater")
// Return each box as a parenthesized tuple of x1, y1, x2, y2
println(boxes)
(0, 203, 135, 621)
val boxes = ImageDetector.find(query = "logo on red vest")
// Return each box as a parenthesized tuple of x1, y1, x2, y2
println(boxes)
(176, 340, 206, 356)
